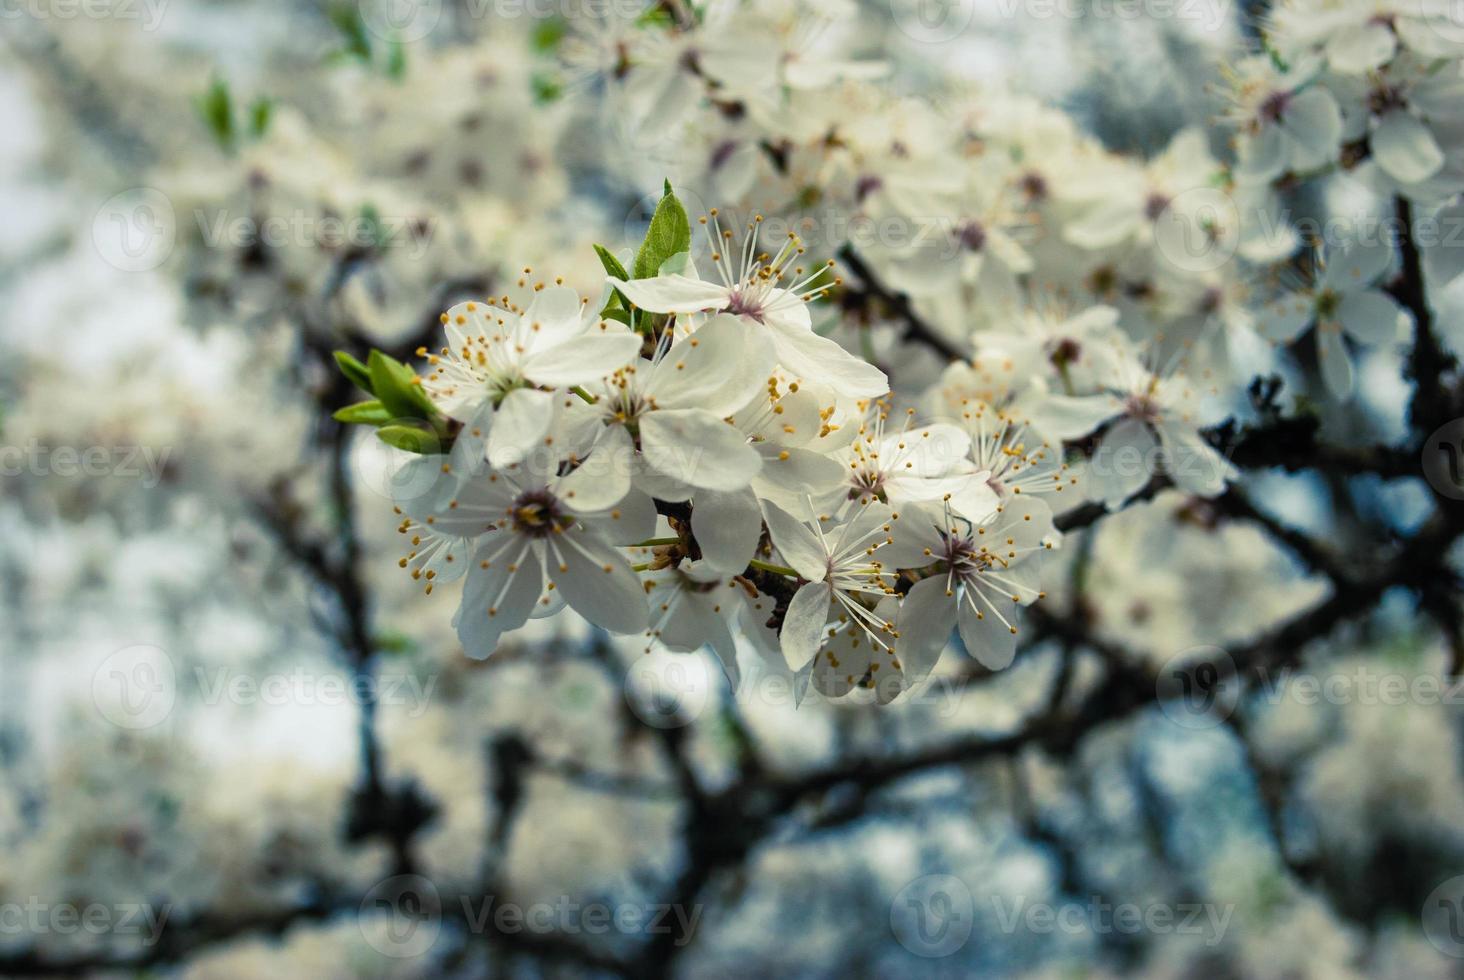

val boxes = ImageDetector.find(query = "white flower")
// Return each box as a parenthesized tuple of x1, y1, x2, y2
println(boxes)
(1254, 241, 1405, 397)
(1221, 57, 1343, 184)
(762, 498, 904, 671)
(959, 403, 1074, 505)
(397, 444, 655, 659)
(418, 280, 641, 467)
(563, 314, 769, 501)
(889, 495, 1056, 674)
(1340, 55, 1464, 186)
(826, 401, 986, 514)
(686, 376, 848, 574)
(610, 212, 889, 398)
(1040, 340, 1237, 508)
(640, 558, 773, 686)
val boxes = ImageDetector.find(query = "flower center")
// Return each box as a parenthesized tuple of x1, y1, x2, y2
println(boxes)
(511, 489, 573, 538)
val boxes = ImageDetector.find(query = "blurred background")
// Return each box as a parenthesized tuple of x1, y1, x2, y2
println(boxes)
(2, 0, 1463, 977)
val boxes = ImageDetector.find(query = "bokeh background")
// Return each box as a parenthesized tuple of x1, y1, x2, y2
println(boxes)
(2, 1, 1463, 977)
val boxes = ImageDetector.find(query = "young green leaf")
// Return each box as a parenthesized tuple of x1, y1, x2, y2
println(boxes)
(376, 424, 441, 454)
(367, 350, 436, 420)
(334, 351, 374, 395)
(333, 400, 394, 425)
(633, 184, 690, 280)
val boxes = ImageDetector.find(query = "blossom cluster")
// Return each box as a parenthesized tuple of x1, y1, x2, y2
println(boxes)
(327, 0, 1464, 703)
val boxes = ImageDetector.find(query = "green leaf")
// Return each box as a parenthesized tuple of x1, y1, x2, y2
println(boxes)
(387, 38, 408, 80)
(377, 424, 441, 454)
(633, 183, 691, 280)
(531, 16, 567, 52)
(196, 77, 234, 150)
(594, 243, 630, 282)
(593, 243, 633, 313)
(333, 400, 393, 425)
(247, 97, 273, 138)
(333, 351, 374, 394)
(601, 307, 633, 327)
(367, 350, 436, 420)
(531, 71, 562, 104)
(328, 3, 372, 62)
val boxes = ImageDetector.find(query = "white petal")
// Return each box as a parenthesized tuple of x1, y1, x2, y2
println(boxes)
(555, 427, 633, 513)
(766, 321, 890, 399)
(486, 387, 554, 469)
(692, 487, 763, 574)
(1088, 419, 1158, 509)
(649, 315, 768, 415)
(1254, 291, 1315, 343)
(781, 582, 831, 671)
(755, 445, 846, 495)
(546, 530, 649, 634)
(895, 576, 956, 686)
(523, 285, 585, 336)
(1323, 241, 1392, 292)
(1283, 88, 1343, 170)
(455, 539, 541, 659)
(1156, 422, 1234, 498)
(1372, 111, 1445, 185)
(582, 486, 659, 545)
(957, 587, 1018, 671)
(1326, 22, 1396, 74)
(1317, 327, 1354, 398)
(1234, 123, 1288, 184)
(640, 409, 762, 490)
(1032, 394, 1122, 440)
(521, 332, 640, 387)
(761, 501, 829, 581)
(1336, 289, 1405, 345)
(611, 275, 731, 314)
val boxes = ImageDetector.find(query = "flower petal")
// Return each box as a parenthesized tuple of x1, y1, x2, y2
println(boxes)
(692, 487, 763, 574)
(1372, 111, 1445, 185)
(546, 530, 649, 634)
(640, 408, 763, 490)
(522, 331, 640, 387)
(781, 581, 831, 670)
(1336, 289, 1405, 345)
(766, 321, 890, 399)
(486, 387, 554, 469)
(611, 275, 731, 314)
